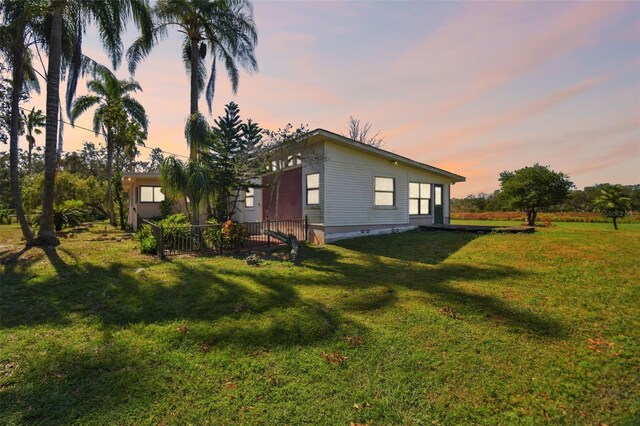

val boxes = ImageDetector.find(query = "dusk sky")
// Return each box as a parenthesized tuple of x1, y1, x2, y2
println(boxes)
(17, 0, 640, 197)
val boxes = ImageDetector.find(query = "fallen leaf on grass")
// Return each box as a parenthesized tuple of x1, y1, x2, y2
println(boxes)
(222, 380, 237, 390)
(321, 351, 347, 365)
(345, 335, 364, 347)
(438, 306, 461, 319)
(588, 337, 614, 353)
(197, 342, 211, 353)
(350, 423, 368, 426)
(353, 403, 361, 411)
(177, 324, 190, 334)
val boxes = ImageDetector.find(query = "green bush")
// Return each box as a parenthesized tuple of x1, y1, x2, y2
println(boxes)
(0, 209, 12, 224)
(31, 200, 88, 231)
(135, 224, 157, 254)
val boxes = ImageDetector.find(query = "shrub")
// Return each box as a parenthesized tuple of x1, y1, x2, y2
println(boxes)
(135, 224, 157, 254)
(158, 213, 192, 251)
(31, 200, 88, 231)
(0, 209, 12, 224)
(203, 219, 250, 250)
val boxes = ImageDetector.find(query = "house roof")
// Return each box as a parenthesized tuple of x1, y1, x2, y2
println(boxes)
(121, 129, 466, 184)
(304, 128, 466, 183)
(122, 172, 160, 190)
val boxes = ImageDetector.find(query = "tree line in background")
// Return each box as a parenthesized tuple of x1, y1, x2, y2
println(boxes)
(452, 184, 640, 214)
(452, 163, 638, 229)
(0, 0, 259, 247)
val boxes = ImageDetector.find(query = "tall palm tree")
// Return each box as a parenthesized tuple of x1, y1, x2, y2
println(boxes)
(127, 0, 258, 160)
(0, 0, 43, 246)
(594, 184, 632, 230)
(37, 0, 152, 245)
(21, 107, 46, 175)
(70, 67, 148, 227)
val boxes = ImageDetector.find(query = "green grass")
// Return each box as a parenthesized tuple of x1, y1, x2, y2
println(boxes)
(1, 222, 639, 425)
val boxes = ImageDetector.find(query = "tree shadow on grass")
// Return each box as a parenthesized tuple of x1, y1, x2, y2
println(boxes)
(332, 230, 481, 264)
(302, 235, 567, 340)
(0, 332, 164, 425)
(1, 246, 356, 347)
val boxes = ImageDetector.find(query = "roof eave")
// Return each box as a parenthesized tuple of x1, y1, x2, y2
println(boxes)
(305, 129, 466, 183)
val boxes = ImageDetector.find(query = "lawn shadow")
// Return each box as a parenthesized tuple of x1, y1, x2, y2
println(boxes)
(332, 229, 479, 264)
(0, 332, 163, 425)
(2, 245, 355, 348)
(302, 232, 567, 339)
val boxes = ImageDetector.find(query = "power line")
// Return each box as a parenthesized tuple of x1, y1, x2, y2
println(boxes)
(17, 105, 189, 159)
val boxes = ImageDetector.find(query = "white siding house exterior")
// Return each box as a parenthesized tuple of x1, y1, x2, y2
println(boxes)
(125, 128, 465, 244)
(232, 129, 465, 243)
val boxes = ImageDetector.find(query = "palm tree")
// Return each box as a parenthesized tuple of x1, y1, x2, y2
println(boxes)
(0, 0, 44, 246)
(70, 67, 148, 227)
(594, 184, 632, 230)
(160, 156, 211, 225)
(37, 0, 153, 245)
(20, 107, 46, 175)
(127, 0, 258, 160)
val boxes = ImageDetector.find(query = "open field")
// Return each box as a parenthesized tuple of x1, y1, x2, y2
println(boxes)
(1, 222, 639, 425)
(451, 211, 640, 224)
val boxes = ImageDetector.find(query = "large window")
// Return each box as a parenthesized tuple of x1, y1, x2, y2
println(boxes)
(139, 186, 164, 203)
(374, 177, 395, 206)
(245, 187, 255, 208)
(409, 182, 431, 215)
(306, 173, 320, 205)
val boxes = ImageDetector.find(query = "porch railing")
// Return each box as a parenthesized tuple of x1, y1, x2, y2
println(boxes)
(143, 217, 308, 258)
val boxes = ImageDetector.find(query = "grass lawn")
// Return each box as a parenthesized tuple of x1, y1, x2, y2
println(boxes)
(1, 222, 639, 425)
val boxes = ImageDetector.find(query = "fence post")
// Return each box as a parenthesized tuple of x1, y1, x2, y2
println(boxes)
(304, 215, 308, 242)
(157, 225, 165, 259)
(267, 219, 271, 247)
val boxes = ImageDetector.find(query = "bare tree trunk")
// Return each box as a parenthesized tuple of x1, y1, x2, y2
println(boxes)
(613, 216, 618, 230)
(189, 39, 199, 161)
(9, 33, 34, 245)
(37, 5, 62, 246)
(114, 187, 126, 229)
(526, 208, 537, 226)
(106, 132, 116, 226)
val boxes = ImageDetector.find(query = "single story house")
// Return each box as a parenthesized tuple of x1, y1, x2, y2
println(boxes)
(123, 128, 465, 243)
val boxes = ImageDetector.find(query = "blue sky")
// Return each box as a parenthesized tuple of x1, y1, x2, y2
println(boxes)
(19, 0, 640, 196)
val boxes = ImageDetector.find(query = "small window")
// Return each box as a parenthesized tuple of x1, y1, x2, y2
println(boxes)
(245, 187, 255, 208)
(287, 155, 294, 167)
(374, 177, 395, 206)
(409, 182, 431, 215)
(139, 185, 165, 203)
(306, 173, 320, 205)
(296, 153, 302, 165)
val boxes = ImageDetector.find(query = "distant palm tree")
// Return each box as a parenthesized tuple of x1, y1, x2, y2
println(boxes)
(0, 0, 43, 245)
(127, 0, 258, 160)
(21, 107, 46, 175)
(594, 185, 632, 230)
(70, 67, 148, 227)
(37, 0, 152, 245)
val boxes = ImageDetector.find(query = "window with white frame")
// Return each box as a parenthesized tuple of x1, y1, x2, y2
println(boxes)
(409, 182, 431, 215)
(139, 185, 165, 203)
(245, 187, 255, 208)
(374, 177, 395, 206)
(306, 173, 320, 205)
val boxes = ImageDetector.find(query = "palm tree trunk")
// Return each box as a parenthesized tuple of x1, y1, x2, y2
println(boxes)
(189, 39, 199, 161)
(27, 137, 33, 175)
(37, 5, 63, 246)
(9, 33, 34, 245)
(106, 131, 116, 226)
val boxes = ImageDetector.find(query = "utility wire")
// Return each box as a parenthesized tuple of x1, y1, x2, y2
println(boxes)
(17, 105, 189, 159)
